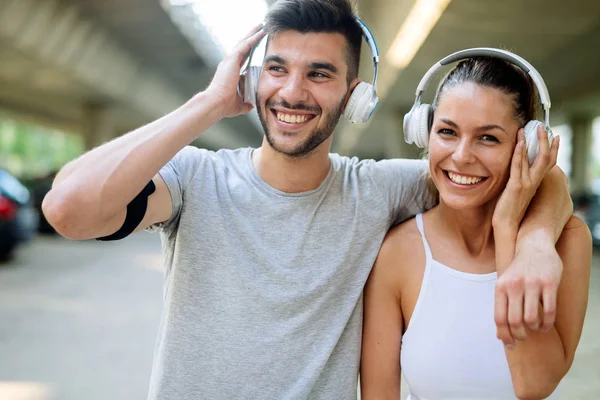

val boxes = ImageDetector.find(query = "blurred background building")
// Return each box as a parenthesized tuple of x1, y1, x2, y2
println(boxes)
(0, 0, 599, 399)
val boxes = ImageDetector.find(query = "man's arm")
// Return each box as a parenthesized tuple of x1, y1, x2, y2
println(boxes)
(370, 158, 437, 226)
(494, 165, 572, 344)
(495, 216, 590, 399)
(491, 126, 570, 347)
(42, 26, 265, 240)
(517, 165, 572, 243)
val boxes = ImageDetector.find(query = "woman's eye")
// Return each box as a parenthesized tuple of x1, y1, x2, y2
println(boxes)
(481, 135, 499, 142)
(437, 128, 455, 136)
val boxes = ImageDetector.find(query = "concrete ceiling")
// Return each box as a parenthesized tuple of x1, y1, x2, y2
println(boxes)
(2, 0, 600, 157)
(72, 0, 272, 147)
(0, 0, 264, 149)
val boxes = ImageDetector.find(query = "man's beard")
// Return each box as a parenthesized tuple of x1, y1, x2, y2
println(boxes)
(256, 94, 346, 157)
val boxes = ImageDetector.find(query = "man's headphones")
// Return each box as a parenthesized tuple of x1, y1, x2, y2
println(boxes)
(403, 48, 555, 164)
(239, 18, 380, 124)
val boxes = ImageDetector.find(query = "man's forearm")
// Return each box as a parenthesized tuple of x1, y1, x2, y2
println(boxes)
(517, 166, 572, 245)
(43, 92, 224, 236)
(494, 227, 567, 400)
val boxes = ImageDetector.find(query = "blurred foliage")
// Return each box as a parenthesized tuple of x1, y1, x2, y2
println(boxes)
(0, 118, 83, 179)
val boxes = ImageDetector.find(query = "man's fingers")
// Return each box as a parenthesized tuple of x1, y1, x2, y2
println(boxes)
(541, 282, 558, 331)
(494, 287, 514, 346)
(507, 286, 527, 340)
(232, 24, 267, 64)
(523, 282, 541, 331)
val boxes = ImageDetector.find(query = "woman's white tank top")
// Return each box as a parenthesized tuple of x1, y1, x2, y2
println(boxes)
(400, 214, 559, 399)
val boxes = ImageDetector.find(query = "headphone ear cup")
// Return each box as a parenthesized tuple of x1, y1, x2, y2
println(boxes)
(523, 120, 555, 165)
(344, 82, 369, 123)
(417, 104, 433, 148)
(523, 120, 542, 165)
(405, 104, 431, 148)
(242, 66, 261, 107)
(355, 82, 378, 123)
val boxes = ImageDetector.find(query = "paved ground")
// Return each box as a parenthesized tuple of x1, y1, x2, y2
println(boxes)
(0, 233, 598, 400)
(0, 233, 164, 400)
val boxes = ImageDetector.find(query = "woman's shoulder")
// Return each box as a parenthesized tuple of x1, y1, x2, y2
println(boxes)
(376, 215, 424, 271)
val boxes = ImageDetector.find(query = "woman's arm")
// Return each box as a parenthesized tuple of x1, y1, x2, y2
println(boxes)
(494, 216, 592, 399)
(361, 230, 405, 400)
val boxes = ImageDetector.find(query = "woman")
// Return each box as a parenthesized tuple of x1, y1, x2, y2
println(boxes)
(360, 54, 591, 400)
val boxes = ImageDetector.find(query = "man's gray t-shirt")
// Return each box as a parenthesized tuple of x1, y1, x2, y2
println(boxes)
(147, 146, 431, 400)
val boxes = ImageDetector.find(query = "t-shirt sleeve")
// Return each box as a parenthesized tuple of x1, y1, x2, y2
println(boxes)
(146, 146, 205, 233)
(369, 158, 437, 225)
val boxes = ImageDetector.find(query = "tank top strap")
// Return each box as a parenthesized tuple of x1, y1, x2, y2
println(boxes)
(415, 213, 433, 262)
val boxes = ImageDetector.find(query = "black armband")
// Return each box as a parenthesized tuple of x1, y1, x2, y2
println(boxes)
(96, 180, 156, 241)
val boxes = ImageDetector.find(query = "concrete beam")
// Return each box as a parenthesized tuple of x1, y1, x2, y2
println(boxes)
(0, 0, 249, 150)
(0, 0, 184, 118)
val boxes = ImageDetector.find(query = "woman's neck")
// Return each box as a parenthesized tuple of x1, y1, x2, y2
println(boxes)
(432, 199, 498, 259)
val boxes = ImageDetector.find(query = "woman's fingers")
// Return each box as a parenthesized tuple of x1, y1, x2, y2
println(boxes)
(519, 129, 530, 182)
(510, 133, 524, 184)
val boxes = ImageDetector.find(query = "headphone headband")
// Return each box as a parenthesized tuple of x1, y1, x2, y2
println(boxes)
(413, 48, 551, 130)
(355, 18, 379, 91)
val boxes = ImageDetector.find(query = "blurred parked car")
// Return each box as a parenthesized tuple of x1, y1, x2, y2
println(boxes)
(572, 192, 600, 247)
(29, 171, 57, 234)
(0, 169, 38, 259)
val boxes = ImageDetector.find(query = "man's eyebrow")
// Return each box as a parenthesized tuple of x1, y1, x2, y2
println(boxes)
(309, 62, 339, 74)
(264, 55, 286, 65)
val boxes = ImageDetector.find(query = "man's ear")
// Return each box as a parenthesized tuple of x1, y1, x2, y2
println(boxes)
(343, 77, 362, 111)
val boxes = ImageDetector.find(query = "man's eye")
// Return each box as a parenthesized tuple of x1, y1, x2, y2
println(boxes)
(268, 66, 285, 73)
(309, 72, 328, 78)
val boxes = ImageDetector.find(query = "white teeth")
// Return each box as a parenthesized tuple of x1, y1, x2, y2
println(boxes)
(448, 172, 483, 185)
(276, 112, 309, 124)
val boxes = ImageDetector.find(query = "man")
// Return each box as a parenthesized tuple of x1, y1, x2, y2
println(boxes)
(43, 0, 571, 399)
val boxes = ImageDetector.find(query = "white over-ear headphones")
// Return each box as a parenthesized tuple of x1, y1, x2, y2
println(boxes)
(239, 18, 380, 124)
(403, 48, 555, 165)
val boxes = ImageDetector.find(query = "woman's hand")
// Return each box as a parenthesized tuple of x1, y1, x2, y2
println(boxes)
(492, 125, 559, 232)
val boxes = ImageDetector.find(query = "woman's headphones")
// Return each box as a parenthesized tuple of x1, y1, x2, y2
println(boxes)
(403, 48, 555, 164)
(239, 18, 380, 124)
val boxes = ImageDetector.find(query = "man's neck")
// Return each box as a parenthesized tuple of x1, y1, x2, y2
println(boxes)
(252, 141, 331, 193)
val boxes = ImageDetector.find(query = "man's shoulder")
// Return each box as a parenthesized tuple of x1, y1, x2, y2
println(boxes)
(329, 153, 427, 172)
(328, 154, 428, 192)
(173, 146, 251, 167)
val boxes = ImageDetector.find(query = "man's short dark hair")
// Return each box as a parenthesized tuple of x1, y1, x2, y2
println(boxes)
(264, 0, 363, 83)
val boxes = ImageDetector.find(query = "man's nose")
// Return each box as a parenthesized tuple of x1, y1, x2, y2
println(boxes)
(279, 72, 309, 105)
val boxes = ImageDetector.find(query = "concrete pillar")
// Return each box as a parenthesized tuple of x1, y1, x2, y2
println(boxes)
(569, 114, 594, 195)
(82, 102, 116, 150)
